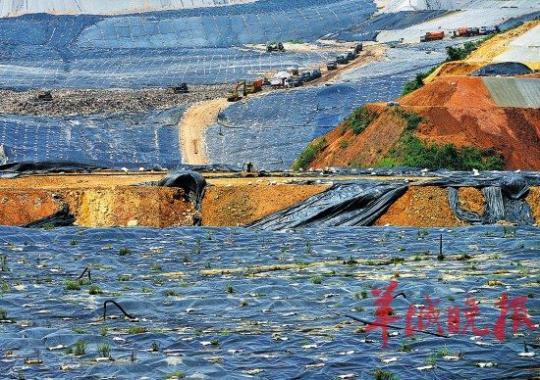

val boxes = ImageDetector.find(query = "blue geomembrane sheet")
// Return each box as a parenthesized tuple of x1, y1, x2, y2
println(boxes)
(205, 45, 447, 170)
(0, 225, 537, 378)
(0, 107, 184, 169)
(0, 0, 375, 89)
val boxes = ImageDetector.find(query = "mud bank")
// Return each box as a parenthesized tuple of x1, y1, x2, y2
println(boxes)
(0, 173, 537, 227)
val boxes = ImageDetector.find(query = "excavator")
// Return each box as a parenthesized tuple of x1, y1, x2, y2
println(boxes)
(227, 79, 263, 102)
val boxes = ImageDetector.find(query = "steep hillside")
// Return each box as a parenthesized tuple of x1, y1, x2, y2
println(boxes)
(295, 76, 540, 170)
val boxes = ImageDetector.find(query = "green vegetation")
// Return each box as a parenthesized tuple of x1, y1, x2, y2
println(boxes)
(401, 67, 436, 96)
(97, 343, 111, 358)
(311, 275, 323, 285)
(73, 340, 87, 356)
(292, 137, 327, 170)
(345, 105, 377, 135)
(88, 285, 103, 295)
(445, 38, 488, 62)
(225, 283, 235, 294)
(64, 280, 81, 291)
(376, 109, 504, 170)
(426, 346, 451, 366)
(374, 368, 399, 380)
(41, 222, 56, 231)
(118, 247, 131, 256)
(128, 326, 147, 334)
(0, 308, 8, 320)
(165, 371, 185, 379)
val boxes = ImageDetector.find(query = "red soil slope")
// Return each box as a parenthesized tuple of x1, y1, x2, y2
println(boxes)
(401, 76, 540, 169)
(305, 76, 540, 170)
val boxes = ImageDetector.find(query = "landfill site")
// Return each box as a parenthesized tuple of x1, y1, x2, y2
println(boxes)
(0, 0, 540, 379)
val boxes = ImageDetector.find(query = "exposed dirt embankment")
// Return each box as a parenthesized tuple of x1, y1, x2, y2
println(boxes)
(63, 187, 195, 227)
(375, 186, 484, 227)
(201, 183, 330, 226)
(401, 76, 540, 169)
(0, 190, 65, 225)
(309, 104, 404, 168)
(0, 187, 195, 227)
(302, 76, 540, 170)
(527, 187, 540, 225)
(0, 174, 537, 227)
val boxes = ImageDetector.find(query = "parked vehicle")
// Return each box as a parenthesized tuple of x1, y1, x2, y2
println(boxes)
(286, 77, 304, 88)
(327, 61, 338, 70)
(420, 31, 445, 42)
(336, 54, 349, 64)
(310, 68, 322, 79)
(266, 42, 285, 52)
(480, 26, 499, 35)
(170, 83, 189, 94)
(346, 51, 357, 61)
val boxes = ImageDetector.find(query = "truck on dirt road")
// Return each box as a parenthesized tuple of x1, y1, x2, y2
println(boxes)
(420, 31, 445, 42)
(227, 79, 264, 102)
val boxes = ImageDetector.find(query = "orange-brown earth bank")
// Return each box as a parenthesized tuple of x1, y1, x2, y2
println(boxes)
(302, 76, 540, 170)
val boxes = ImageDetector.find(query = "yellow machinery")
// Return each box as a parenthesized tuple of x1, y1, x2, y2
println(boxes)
(227, 79, 263, 102)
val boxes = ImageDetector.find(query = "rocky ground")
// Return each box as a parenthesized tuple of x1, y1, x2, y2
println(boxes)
(0, 85, 230, 117)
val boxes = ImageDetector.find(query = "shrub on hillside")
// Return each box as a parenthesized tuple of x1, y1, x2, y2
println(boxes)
(401, 66, 437, 96)
(380, 133, 504, 170)
(292, 138, 327, 170)
(344, 106, 377, 135)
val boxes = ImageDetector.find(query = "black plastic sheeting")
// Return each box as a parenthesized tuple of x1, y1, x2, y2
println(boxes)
(251, 180, 408, 229)
(152, 170, 207, 209)
(0, 225, 538, 378)
(23, 205, 75, 228)
(0, 161, 104, 176)
(0, 161, 243, 178)
(473, 62, 533, 77)
(335, 10, 447, 41)
(429, 173, 536, 225)
(252, 173, 540, 230)
(499, 11, 540, 32)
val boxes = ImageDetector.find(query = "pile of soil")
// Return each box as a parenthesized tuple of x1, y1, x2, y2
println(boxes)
(201, 183, 329, 226)
(0, 85, 230, 117)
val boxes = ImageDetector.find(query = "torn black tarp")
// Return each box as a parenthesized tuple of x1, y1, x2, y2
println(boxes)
(435, 173, 535, 225)
(251, 181, 408, 229)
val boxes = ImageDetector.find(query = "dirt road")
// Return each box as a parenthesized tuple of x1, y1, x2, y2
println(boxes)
(179, 98, 230, 165)
(178, 44, 387, 165)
